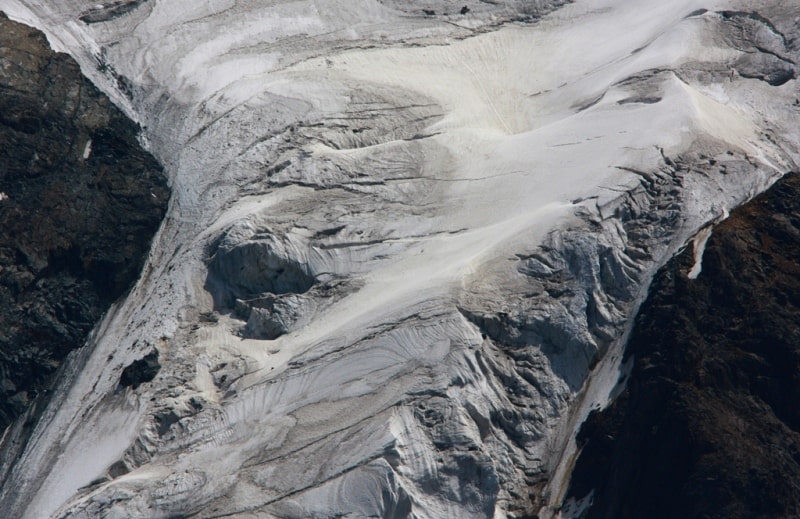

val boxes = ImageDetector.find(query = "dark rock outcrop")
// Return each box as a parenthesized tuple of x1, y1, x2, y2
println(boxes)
(118, 350, 161, 390)
(566, 172, 800, 518)
(0, 13, 169, 431)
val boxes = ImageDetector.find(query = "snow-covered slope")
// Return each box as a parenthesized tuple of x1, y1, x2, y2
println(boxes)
(0, 0, 798, 517)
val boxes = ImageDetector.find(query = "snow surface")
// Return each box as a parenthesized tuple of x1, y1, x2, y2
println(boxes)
(1, 0, 798, 517)
(81, 138, 92, 159)
(688, 225, 714, 280)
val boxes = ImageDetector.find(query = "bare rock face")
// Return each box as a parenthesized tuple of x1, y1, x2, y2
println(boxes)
(566, 172, 800, 518)
(0, 13, 168, 430)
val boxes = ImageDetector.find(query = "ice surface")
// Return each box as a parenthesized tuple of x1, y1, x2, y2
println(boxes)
(1, 0, 798, 517)
(688, 225, 714, 280)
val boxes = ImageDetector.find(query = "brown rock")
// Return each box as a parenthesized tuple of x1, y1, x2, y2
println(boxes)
(0, 13, 168, 431)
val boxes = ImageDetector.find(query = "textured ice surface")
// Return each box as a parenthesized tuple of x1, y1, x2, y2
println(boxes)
(0, 0, 798, 517)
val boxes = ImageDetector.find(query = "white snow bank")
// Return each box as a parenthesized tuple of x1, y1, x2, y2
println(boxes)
(688, 225, 714, 279)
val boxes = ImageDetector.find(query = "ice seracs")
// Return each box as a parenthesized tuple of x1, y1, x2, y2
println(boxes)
(1, 0, 798, 517)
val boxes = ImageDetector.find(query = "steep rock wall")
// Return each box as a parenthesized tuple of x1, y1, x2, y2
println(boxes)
(0, 13, 168, 431)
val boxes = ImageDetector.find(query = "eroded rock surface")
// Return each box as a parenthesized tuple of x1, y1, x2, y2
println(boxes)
(0, 13, 168, 429)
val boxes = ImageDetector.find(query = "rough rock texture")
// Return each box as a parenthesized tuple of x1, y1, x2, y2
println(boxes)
(566, 172, 800, 518)
(0, 13, 168, 430)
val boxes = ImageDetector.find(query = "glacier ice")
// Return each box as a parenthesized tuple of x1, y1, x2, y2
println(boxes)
(0, 0, 798, 517)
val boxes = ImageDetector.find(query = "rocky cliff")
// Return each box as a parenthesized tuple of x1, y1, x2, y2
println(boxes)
(0, 13, 168, 430)
(566, 172, 800, 518)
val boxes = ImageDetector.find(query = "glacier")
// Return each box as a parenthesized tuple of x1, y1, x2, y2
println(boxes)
(0, 0, 798, 517)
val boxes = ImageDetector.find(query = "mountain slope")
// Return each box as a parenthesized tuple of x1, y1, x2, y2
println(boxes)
(0, 1, 798, 518)
(566, 171, 800, 519)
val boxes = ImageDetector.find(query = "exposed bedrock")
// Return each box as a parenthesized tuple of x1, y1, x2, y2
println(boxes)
(565, 171, 800, 519)
(0, 14, 168, 431)
(118, 349, 161, 390)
